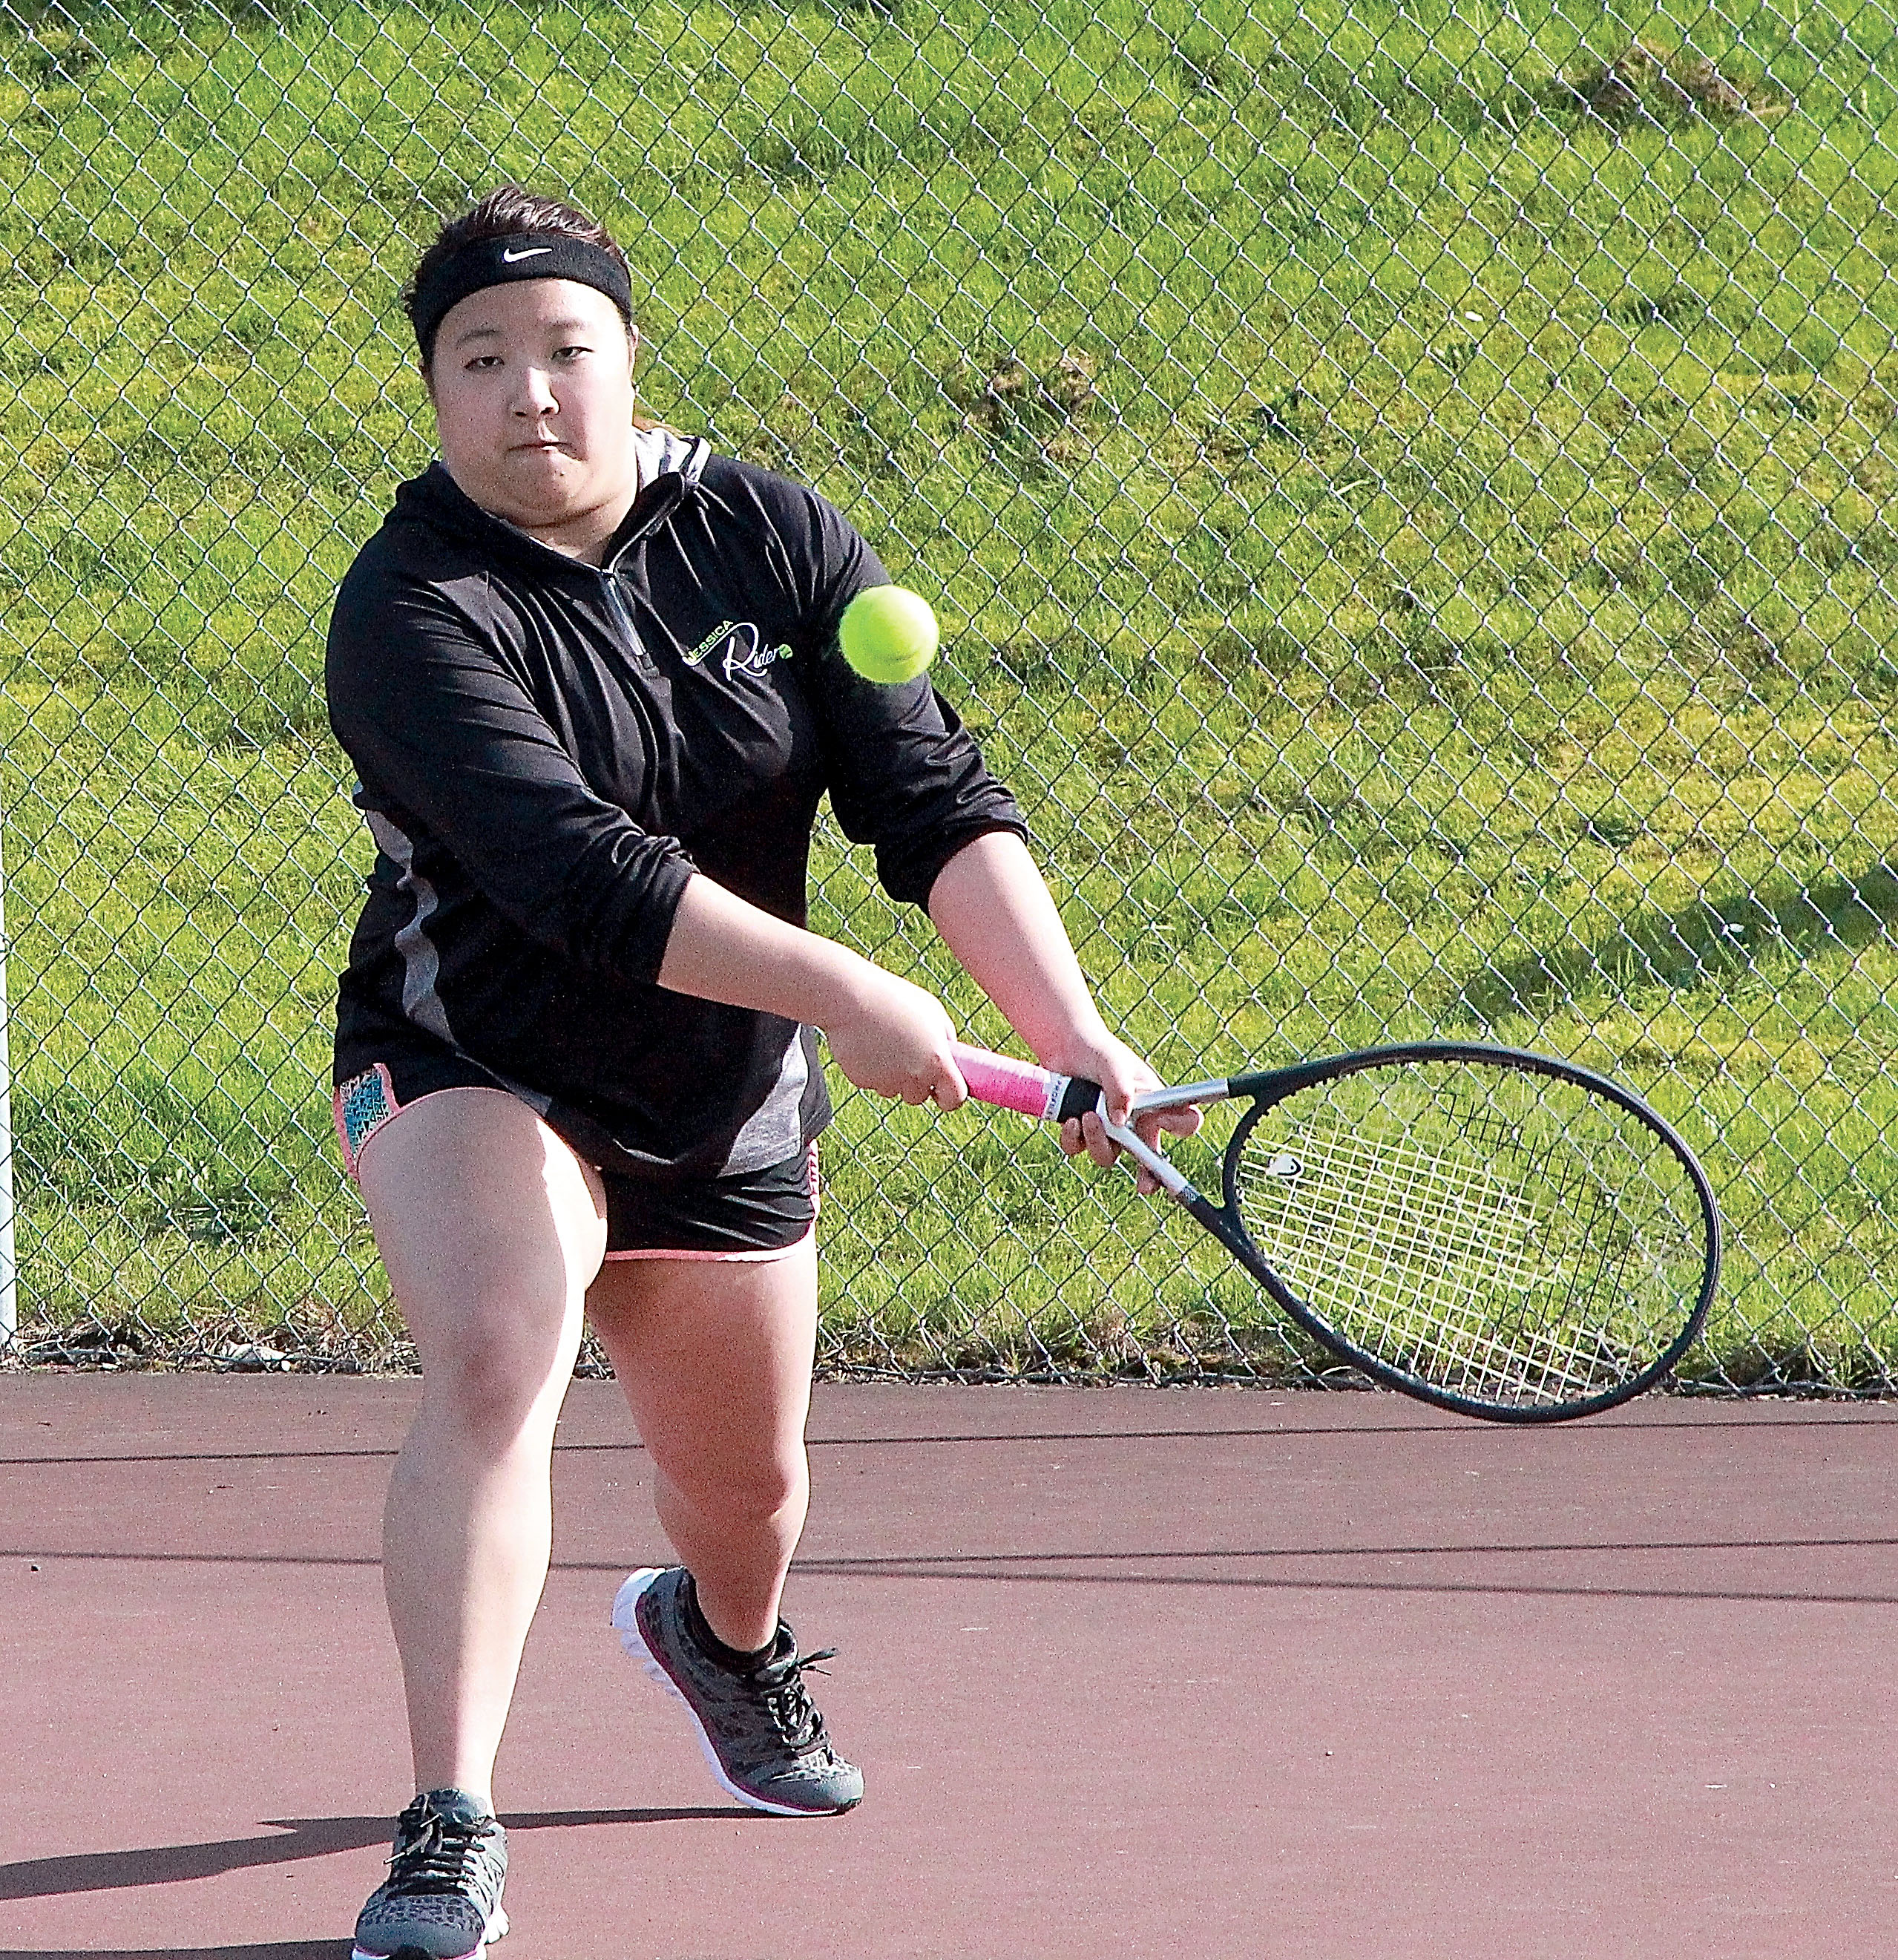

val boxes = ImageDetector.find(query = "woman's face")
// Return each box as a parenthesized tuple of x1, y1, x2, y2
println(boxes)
(427, 277, 641, 557)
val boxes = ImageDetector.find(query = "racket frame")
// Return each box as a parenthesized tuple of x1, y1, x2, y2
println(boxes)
(953, 1040, 1721, 1423)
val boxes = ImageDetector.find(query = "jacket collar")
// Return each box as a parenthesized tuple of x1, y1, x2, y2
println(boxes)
(397, 431, 710, 573)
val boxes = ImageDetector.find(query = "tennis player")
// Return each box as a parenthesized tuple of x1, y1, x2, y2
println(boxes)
(327, 183, 1195, 1960)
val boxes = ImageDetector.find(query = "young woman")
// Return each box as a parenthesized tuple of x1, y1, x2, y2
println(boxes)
(327, 184, 1195, 1960)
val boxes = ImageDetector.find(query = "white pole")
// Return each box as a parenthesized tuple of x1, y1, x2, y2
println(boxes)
(0, 825, 15, 1344)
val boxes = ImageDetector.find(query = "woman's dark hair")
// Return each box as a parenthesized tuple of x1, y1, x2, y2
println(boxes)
(402, 184, 633, 376)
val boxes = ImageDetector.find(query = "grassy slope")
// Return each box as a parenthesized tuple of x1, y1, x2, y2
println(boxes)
(0, 0, 1893, 1379)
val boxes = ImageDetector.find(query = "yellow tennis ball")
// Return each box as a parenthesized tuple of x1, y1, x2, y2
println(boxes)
(838, 584, 939, 684)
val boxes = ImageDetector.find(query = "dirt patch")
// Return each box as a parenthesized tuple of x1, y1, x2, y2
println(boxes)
(949, 348, 1103, 462)
(1550, 42, 1790, 127)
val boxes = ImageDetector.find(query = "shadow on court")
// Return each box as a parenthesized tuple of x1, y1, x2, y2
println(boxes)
(3, 1375, 1895, 1959)
(0, 1947, 347, 1959)
(0, 1809, 749, 1901)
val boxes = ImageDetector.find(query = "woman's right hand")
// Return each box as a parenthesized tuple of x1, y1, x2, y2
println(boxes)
(821, 966, 968, 1109)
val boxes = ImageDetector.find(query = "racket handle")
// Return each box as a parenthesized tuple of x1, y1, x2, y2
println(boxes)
(953, 1045, 1100, 1124)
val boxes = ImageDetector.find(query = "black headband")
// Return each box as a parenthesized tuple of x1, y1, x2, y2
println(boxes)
(410, 232, 634, 365)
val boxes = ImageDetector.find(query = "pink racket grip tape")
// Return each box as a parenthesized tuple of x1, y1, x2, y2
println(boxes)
(953, 1045, 1099, 1124)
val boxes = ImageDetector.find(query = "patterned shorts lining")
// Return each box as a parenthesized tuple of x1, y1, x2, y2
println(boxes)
(333, 1063, 401, 1181)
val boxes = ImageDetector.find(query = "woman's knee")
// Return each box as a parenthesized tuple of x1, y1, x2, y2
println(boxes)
(358, 1088, 606, 1445)
(656, 1442, 809, 1535)
(417, 1308, 576, 1449)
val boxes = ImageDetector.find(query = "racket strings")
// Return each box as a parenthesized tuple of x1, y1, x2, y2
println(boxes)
(1241, 1132, 1613, 1401)
(1232, 1070, 1704, 1408)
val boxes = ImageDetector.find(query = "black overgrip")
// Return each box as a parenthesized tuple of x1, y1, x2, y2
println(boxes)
(1054, 1075, 1103, 1123)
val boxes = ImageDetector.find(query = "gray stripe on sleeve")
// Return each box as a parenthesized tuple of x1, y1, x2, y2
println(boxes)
(364, 810, 459, 1049)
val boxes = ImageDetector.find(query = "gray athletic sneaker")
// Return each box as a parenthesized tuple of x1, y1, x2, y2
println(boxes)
(352, 1788, 509, 1960)
(611, 1565, 864, 1816)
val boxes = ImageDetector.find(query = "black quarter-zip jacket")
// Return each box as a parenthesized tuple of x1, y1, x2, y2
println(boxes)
(326, 431, 1028, 1182)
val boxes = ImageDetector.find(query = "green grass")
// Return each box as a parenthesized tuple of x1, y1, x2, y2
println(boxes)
(0, 0, 1894, 1385)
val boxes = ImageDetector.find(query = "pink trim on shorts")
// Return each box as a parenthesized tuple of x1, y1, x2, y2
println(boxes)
(602, 1141, 822, 1263)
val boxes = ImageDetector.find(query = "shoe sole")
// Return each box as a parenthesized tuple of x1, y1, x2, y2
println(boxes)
(351, 1901, 508, 1959)
(611, 1567, 856, 1818)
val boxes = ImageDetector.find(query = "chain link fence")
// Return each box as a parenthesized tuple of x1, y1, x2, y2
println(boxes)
(0, 0, 1891, 1384)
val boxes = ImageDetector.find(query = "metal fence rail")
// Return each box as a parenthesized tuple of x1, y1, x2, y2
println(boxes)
(0, 0, 1891, 1385)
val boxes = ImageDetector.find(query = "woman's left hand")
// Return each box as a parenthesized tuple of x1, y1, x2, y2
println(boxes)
(1047, 1032, 1202, 1198)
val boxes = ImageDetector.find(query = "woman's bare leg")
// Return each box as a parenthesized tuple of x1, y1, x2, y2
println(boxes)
(585, 1239, 818, 1652)
(358, 1088, 608, 1806)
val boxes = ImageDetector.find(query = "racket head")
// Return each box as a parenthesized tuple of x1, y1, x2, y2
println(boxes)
(1210, 1043, 1720, 1422)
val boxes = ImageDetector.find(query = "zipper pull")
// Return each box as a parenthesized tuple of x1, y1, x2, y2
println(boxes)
(602, 568, 657, 673)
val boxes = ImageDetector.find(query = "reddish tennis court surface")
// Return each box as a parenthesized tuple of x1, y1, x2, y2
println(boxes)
(1, 1376, 1893, 1959)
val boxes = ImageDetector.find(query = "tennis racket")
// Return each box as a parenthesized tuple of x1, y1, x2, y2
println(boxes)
(952, 1040, 1719, 1423)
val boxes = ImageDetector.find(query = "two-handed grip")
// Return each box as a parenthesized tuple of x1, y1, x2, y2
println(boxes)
(949, 1043, 1201, 1202)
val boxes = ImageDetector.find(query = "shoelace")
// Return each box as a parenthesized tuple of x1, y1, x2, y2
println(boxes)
(752, 1646, 838, 1752)
(386, 1809, 498, 1897)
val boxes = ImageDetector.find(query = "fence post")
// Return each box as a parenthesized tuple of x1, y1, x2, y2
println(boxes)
(0, 825, 15, 1344)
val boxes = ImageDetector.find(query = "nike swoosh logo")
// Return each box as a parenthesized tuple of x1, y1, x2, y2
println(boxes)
(502, 246, 554, 263)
